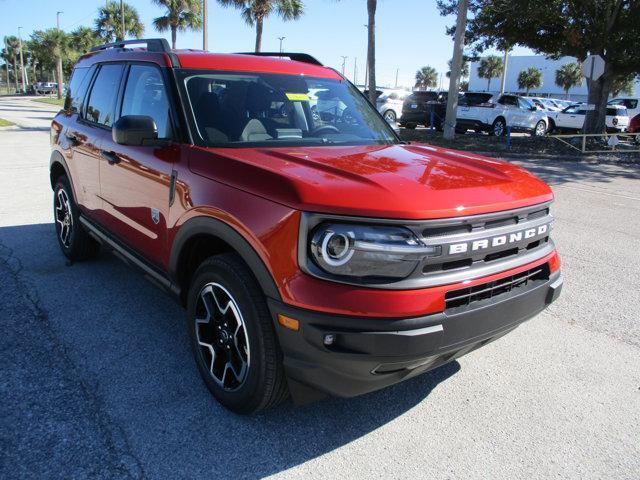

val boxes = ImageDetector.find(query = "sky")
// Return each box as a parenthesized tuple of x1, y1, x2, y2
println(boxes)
(1, 0, 534, 89)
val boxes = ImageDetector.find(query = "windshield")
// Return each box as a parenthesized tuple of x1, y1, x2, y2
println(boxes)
(180, 70, 398, 147)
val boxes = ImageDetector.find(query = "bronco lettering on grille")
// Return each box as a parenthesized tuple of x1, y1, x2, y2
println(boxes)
(448, 224, 549, 255)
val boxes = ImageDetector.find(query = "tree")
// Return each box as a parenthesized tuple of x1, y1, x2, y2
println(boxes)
(555, 62, 583, 99)
(70, 26, 101, 54)
(39, 29, 71, 99)
(611, 74, 636, 97)
(95, 1, 145, 42)
(415, 66, 438, 90)
(153, 0, 203, 49)
(477, 55, 503, 92)
(517, 67, 542, 94)
(365, 0, 377, 103)
(217, 0, 304, 53)
(446, 56, 469, 79)
(1, 47, 13, 94)
(437, 0, 640, 133)
(4, 36, 20, 93)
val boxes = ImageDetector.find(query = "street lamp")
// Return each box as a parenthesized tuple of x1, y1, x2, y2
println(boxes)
(56, 11, 63, 30)
(340, 56, 348, 76)
(277, 36, 285, 53)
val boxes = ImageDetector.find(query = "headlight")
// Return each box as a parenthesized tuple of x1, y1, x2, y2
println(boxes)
(308, 223, 440, 281)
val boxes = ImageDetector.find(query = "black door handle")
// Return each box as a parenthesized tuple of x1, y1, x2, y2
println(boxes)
(101, 150, 120, 165)
(65, 131, 81, 146)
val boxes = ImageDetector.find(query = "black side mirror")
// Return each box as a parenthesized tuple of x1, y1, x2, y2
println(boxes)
(113, 115, 158, 146)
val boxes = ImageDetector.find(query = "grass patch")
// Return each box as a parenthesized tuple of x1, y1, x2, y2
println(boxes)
(0, 118, 15, 127)
(32, 97, 64, 106)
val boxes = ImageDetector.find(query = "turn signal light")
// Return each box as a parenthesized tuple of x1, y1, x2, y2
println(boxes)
(277, 314, 300, 331)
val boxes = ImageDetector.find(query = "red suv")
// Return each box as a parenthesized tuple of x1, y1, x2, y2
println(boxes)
(50, 39, 562, 414)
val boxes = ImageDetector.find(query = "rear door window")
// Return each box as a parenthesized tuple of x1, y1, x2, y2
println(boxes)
(85, 64, 124, 127)
(120, 64, 172, 139)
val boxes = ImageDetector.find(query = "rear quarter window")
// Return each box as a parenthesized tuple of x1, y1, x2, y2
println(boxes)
(64, 67, 95, 113)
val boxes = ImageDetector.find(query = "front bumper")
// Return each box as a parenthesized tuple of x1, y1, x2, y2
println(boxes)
(269, 269, 562, 402)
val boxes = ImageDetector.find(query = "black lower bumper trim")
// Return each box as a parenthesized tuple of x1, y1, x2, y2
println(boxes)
(269, 270, 562, 402)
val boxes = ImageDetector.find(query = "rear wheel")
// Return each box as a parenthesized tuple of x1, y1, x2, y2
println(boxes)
(53, 175, 100, 260)
(187, 254, 288, 414)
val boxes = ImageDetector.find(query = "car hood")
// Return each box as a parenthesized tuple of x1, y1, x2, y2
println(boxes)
(191, 143, 553, 219)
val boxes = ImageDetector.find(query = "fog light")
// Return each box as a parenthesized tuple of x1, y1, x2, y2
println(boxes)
(323, 334, 336, 346)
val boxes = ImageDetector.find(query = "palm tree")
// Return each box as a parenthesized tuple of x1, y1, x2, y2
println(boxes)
(4, 36, 20, 93)
(517, 67, 543, 94)
(39, 29, 71, 99)
(446, 57, 469, 79)
(1, 47, 13, 94)
(70, 26, 101, 54)
(217, 0, 304, 53)
(153, 0, 202, 49)
(554, 63, 583, 99)
(365, 0, 377, 103)
(611, 75, 636, 97)
(415, 66, 438, 90)
(95, 1, 145, 42)
(477, 55, 504, 92)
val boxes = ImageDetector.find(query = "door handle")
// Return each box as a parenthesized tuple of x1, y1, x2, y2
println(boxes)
(65, 131, 81, 146)
(101, 150, 120, 165)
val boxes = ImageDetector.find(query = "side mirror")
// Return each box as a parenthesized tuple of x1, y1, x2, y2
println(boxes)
(113, 115, 158, 146)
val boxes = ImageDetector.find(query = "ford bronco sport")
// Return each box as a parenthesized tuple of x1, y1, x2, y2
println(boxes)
(50, 39, 563, 414)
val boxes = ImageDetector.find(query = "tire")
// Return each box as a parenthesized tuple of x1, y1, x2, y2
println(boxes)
(383, 109, 397, 123)
(547, 120, 556, 134)
(187, 253, 288, 414)
(455, 126, 467, 135)
(490, 117, 506, 137)
(533, 120, 547, 137)
(53, 175, 100, 261)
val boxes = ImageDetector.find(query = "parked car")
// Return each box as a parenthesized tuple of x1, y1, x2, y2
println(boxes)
(607, 97, 639, 119)
(34, 82, 59, 95)
(399, 90, 447, 129)
(549, 104, 630, 133)
(526, 97, 562, 112)
(363, 88, 410, 123)
(628, 113, 640, 144)
(50, 39, 562, 414)
(457, 93, 550, 136)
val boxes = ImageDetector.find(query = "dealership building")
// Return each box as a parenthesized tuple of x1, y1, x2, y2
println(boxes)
(469, 55, 639, 101)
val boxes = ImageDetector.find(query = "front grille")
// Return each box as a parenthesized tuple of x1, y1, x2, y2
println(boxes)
(445, 263, 550, 311)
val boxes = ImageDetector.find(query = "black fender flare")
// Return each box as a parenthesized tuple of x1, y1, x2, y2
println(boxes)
(169, 216, 282, 301)
(49, 150, 73, 189)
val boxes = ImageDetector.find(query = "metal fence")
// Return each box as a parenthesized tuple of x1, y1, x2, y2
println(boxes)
(549, 132, 640, 154)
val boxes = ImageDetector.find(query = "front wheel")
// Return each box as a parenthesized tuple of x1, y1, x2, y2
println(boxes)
(383, 109, 397, 123)
(187, 254, 289, 414)
(533, 120, 547, 137)
(53, 175, 100, 260)
(490, 118, 506, 137)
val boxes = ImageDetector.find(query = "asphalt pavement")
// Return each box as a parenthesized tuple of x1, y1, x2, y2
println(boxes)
(1, 96, 639, 479)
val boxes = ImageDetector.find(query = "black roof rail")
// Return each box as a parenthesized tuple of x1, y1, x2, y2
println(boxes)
(89, 38, 181, 67)
(90, 38, 171, 53)
(235, 52, 323, 66)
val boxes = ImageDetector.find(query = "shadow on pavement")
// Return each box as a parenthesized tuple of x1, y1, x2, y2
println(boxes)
(0, 222, 459, 479)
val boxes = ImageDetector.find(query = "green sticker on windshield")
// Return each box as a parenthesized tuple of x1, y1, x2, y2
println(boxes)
(286, 93, 310, 101)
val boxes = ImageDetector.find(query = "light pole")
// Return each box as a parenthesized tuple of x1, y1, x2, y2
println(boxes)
(277, 36, 285, 53)
(353, 57, 358, 85)
(17, 27, 28, 93)
(203, 0, 208, 50)
(395, 68, 399, 88)
(340, 56, 347, 75)
(56, 11, 63, 30)
(500, 49, 509, 94)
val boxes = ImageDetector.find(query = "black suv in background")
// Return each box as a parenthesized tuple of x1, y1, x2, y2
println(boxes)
(399, 91, 447, 130)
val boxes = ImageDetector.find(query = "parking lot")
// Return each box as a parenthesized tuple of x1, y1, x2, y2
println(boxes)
(1, 96, 639, 479)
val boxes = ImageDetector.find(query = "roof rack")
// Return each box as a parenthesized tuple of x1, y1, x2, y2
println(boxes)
(90, 38, 171, 53)
(235, 52, 323, 67)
